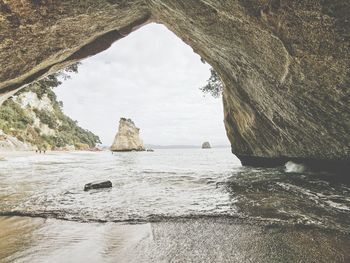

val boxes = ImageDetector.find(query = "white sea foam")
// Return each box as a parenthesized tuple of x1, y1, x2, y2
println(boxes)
(325, 200, 350, 211)
(285, 161, 305, 173)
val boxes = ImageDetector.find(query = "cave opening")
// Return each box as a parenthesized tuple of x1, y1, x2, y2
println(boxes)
(54, 23, 230, 150)
(0, 23, 230, 153)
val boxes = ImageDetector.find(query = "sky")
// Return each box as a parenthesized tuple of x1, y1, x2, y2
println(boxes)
(55, 23, 229, 146)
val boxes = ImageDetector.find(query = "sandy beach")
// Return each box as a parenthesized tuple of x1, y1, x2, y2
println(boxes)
(1, 216, 349, 263)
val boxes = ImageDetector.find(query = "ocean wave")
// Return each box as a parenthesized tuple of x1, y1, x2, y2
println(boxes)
(285, 161, 306, 173)
(1, 210, 349, 235)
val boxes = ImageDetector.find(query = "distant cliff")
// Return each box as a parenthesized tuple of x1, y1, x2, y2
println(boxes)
(110, 118, 145, 152)
(0, 82, 100, 151)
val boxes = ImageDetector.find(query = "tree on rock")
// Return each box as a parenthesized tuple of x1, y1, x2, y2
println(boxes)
(200, 68, 223, 98)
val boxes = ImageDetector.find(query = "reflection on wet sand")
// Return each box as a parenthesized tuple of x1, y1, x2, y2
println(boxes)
(0, 216, 151, 263)
(0, 216, 43, 261)
(1, 216, 349, 263)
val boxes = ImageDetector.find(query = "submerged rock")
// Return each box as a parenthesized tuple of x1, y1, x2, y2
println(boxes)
(110, 118, 145, 152)
(202, 142, 211, 149)
(84, 180, 112, 191)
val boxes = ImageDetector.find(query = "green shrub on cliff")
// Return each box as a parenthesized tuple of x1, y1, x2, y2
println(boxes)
(33, 108, 58, 129)
(0, 63, 101, 150)
(0, 100, 33, 133)
(200, 68, 223, 98)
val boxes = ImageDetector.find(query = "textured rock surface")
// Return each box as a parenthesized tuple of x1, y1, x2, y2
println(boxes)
(202, 142, 211, 149)
(13, 91, 56, 137)
(0, 1, 349, 168)
(111, 118, 145, 152)
(0, 130, 35, 151)
(15, 91, 54, 112)
(0, 83, 100, 151)
(84, 180, 112, 191)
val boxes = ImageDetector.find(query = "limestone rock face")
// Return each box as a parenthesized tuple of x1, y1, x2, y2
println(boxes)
(0, 130, 36, 151)
(202, 142, 211, 149)
(12, 91, 56, 137)
(15, 91, 54, 112)
(111, 118, 145, 152)
(0, 1, 349, 168)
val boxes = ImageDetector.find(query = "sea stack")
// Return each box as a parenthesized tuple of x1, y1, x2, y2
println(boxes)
(110, 118, 145, 152)
(202, 142, 211, 149)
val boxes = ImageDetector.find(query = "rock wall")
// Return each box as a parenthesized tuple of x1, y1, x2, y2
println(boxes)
(0, 130, 35, 151)
(110, 118, 145, 152)
(13, 91, 56, 137)
(0, 1, 349, 169)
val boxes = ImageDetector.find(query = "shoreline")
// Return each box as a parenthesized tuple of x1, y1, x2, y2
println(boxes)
(0, 149, 104, 158)
(1, 215, 349, 263)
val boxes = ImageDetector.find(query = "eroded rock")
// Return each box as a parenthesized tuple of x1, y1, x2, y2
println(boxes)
(0, 130, 36, 151)
(110, 118, 145, 152)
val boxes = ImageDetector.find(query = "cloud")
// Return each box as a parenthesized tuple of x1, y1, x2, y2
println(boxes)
(55, 23, 229, 146)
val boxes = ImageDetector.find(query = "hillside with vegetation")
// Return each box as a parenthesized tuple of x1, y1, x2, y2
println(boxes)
(0, 65, 100, 151)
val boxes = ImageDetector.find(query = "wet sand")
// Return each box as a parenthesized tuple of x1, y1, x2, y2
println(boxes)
(0, 216, 151, 263)
(1, 216, 349, 263)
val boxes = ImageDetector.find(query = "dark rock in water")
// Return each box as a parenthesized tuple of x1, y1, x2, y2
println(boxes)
(84, 180, 112, 191)
(202, 142, 211, 149)
(146, 149, 154, 152)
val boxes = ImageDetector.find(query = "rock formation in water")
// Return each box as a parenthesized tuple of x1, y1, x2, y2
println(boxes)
(111, 118, 145, 152)
(0, 1, 349, 170)
(202, 142, 211, 149)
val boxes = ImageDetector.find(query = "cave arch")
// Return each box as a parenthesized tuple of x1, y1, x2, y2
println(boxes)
(0, 0, 349, 171)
